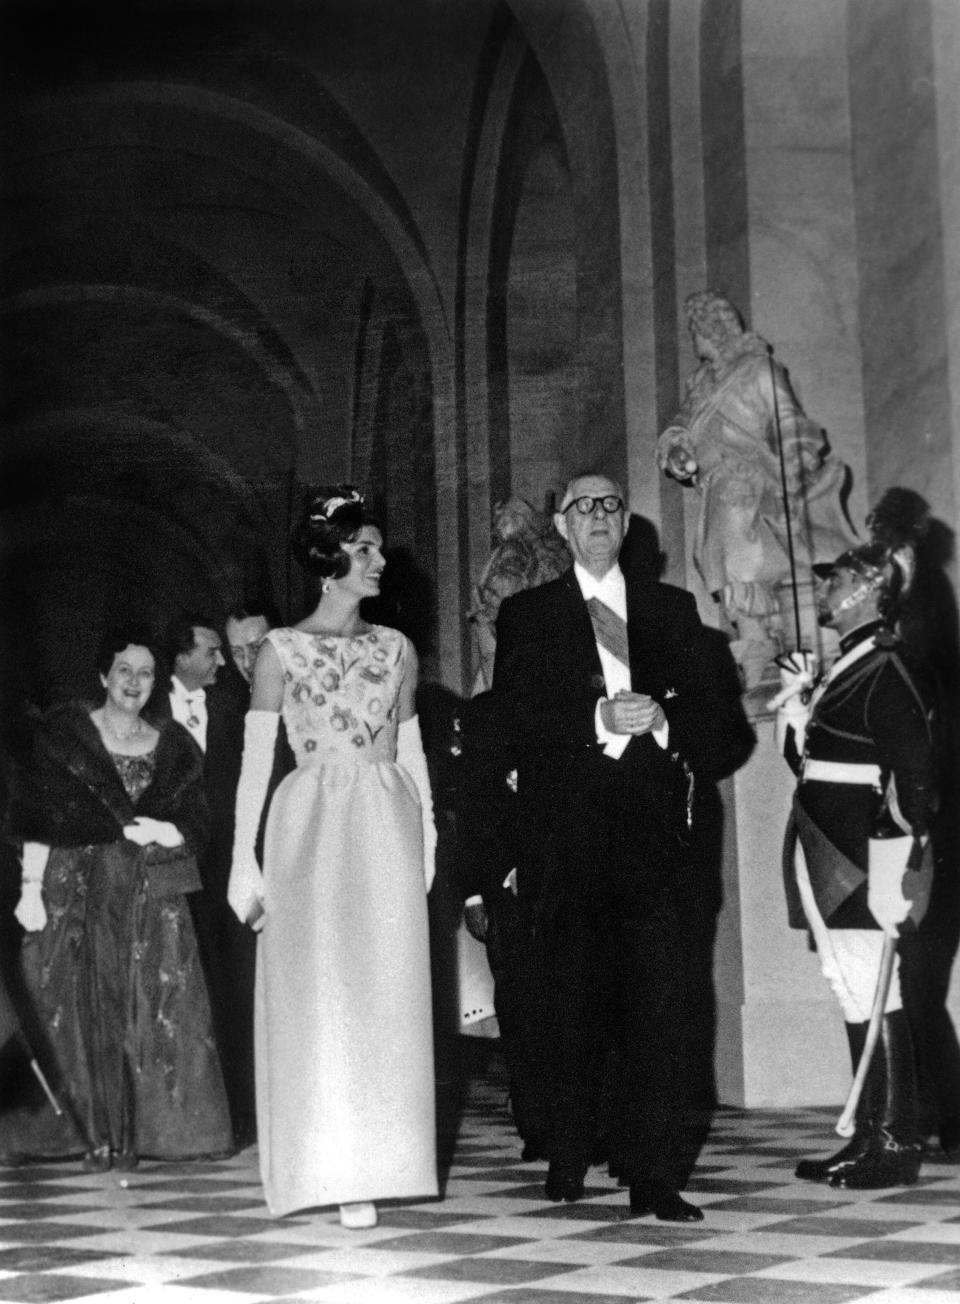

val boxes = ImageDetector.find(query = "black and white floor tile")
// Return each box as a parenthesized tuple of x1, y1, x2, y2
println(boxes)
(1, 1054, 959, 1303)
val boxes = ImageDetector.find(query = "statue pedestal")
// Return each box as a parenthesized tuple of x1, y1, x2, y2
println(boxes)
(713, 718, 851, 1105)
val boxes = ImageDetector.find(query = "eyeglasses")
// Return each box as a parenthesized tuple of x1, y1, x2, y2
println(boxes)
(561, 495, 624, 516)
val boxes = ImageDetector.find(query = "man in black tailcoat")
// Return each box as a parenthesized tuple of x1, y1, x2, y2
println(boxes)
(493, 471, 749, 1221)
(163, 616, 250, 1147)
(458, 689, 550, 1160)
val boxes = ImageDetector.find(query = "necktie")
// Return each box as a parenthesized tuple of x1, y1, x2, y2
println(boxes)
(185, 698, 200, 730)
(586, 596, 629, 670)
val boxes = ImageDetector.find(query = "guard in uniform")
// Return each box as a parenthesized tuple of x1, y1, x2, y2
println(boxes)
(774, 540, 938, 1189)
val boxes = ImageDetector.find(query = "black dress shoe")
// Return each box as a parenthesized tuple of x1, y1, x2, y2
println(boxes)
(795, 1134, 869, 1182)
(828, 1138, 922, 1189)
(545, 1166, 585, 1203)
(629, 1180, 703, 1222)
(940, 1118, 960, 1156)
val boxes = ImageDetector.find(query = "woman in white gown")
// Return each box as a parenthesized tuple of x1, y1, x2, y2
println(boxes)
(227, 487, 438, 1225)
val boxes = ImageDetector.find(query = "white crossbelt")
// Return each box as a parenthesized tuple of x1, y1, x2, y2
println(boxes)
(801, 759, 881, 786)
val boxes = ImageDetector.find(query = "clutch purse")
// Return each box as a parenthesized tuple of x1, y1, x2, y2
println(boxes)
(144, 845, 202, 897)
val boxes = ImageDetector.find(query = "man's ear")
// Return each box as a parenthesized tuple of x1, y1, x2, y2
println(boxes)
(554, 512, 569, 542)
(622, 512, 630, 538)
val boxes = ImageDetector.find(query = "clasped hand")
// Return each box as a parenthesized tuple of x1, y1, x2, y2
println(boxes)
(122, 816, 183, 848)
(601, 690, 665, 736)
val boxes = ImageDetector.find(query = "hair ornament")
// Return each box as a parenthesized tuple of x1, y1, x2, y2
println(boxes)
(309, 487, 365, 523)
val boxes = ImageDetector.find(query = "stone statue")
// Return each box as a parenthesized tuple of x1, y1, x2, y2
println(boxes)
(469, 497, 570, 695)
(658, 291, 857, 689)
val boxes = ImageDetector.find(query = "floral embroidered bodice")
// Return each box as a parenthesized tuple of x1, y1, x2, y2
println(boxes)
(267, 626, 406, 765)
(108, 748, 157, 802)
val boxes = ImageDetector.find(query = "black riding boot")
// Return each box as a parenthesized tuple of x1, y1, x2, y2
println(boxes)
(796, 1022, 877, 1181)
(830, 1009, 923, 1189)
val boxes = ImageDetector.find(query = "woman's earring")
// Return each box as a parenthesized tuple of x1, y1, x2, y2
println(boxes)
(322, 580, 331, 594)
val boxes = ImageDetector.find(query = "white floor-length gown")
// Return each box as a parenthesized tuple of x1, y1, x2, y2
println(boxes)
(255, 625, 437, 1217)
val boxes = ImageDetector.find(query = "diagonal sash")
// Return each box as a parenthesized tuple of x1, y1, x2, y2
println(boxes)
(586, 596, 629, 671)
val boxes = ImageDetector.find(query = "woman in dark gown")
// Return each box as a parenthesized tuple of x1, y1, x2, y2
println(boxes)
(1, 625, 232, 1170)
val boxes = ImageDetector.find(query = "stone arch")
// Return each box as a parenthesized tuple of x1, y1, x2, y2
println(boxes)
(4, 79, 462, 682)
(1, 282, 317, 447)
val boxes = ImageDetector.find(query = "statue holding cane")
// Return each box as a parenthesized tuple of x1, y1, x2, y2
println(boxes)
(771, 495, 938, 1189)
(658, 291, 857, 691)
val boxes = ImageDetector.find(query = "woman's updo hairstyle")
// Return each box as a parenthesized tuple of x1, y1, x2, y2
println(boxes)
(291, 485, 379, 579)
(95, 623, 162, 678)
(94, 623, 166, 716)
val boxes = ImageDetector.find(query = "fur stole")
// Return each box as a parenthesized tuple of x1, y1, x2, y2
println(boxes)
(6, 701, 209, 859)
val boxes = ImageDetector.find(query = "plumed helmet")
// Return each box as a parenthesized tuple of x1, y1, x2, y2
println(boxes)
(813, 487, 931, 626)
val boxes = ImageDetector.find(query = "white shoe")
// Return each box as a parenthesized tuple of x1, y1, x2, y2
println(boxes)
(339, 1201, 377, 1229)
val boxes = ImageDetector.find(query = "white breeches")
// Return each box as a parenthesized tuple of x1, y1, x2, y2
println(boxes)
(794, 842, 901, 1022)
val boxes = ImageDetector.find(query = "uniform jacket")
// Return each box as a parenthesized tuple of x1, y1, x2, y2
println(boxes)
(785, 622, 938, 929)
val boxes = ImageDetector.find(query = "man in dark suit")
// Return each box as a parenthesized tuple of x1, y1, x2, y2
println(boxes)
(225, 603, 277, 696)
(458, 690, 550, 1159)
(494, 472, 749, 1220)
(164, 616, 251, 1147)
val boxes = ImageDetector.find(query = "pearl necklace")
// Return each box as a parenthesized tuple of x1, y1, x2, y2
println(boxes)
(100, 712, 145, 744)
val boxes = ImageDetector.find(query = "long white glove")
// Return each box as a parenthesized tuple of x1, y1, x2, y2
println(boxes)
(227, 710, 279, 928)
(15, 842, 50, 932)
(767, 651, 817, 754)
(397, 715, 437, 893)
(123, 816, 183, 848)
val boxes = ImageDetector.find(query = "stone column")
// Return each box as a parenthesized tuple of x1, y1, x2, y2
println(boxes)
(698, 0, 859, 1105)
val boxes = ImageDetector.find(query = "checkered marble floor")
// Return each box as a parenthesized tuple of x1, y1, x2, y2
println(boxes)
(2, 1055, 959, 1304)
